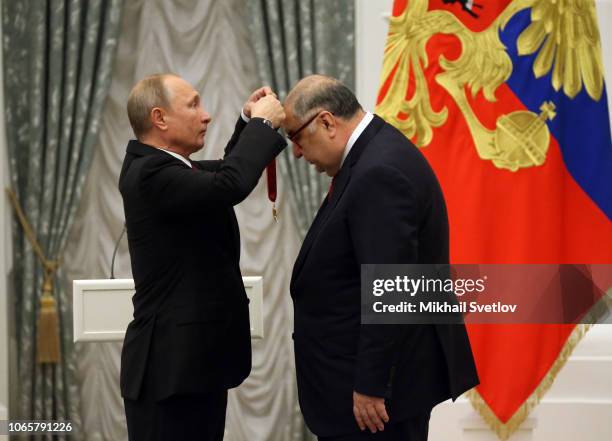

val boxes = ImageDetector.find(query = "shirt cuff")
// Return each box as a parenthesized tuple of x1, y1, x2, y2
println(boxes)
(240, 109, 250, 123)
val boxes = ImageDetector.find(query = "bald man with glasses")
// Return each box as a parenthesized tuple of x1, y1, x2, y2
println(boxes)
(283, 75, 479, 441)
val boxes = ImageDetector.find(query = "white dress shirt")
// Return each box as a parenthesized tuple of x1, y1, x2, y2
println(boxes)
(340, 111, 374, 169)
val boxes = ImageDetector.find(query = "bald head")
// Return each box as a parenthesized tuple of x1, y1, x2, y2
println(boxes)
(127, 73, 177, 139)
(285, 75, 362, 123)
(283, 75, 365, 177)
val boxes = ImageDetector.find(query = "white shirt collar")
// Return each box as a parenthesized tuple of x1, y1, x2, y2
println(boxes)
(157, 148, 192, 168)
(340, 111, 374, 169)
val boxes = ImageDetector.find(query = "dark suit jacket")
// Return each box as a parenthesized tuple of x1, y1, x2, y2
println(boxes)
(290, 115, 479, 437)
(119, 117, 286, 401)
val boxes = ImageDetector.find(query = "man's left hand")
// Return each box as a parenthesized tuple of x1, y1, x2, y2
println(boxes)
(243, 86, 276, 118)
(353, 391, 389, 433)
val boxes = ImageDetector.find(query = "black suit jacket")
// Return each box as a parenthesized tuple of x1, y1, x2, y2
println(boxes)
(119, 117, 286, 401)
(290, 115, 479, 437)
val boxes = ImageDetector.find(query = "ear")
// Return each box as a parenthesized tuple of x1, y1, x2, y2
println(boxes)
(319, 111, 336, 138)
(151, 107, 167, 131)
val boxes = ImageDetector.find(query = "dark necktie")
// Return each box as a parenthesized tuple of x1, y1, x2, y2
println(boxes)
(327, 176, 337, 201)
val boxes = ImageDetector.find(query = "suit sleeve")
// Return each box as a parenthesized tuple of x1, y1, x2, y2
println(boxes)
(347, 165, 422, 397)
(224, 115, 248, 157)
(141, 119, 285, 214)
(192, 116, 249, 172)
(193, 160, 222, 172)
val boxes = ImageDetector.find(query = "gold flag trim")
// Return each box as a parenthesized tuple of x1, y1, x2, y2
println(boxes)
(465, 323, 591, 440)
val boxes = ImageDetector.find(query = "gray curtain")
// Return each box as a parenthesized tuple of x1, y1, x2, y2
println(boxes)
(2, 0, 123, 438)
(245, 0, 356, 238)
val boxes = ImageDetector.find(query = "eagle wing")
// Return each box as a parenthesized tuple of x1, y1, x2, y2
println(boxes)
(375, 0, 453, 146)
(515, 0, 604, 100)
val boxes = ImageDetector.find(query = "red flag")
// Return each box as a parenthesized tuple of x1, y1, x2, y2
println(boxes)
(377, 0, 612, 438)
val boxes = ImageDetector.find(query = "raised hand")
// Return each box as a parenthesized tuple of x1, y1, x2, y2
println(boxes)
(243, 86, 276, 118)
(250, 95, 286, 129)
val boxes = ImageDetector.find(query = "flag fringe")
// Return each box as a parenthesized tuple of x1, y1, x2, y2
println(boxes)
(466, 323, 592, 440)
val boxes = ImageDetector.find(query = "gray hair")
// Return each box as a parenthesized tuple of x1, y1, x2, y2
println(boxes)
(292, 77, 362, 122)
(127, 73, 175, 139)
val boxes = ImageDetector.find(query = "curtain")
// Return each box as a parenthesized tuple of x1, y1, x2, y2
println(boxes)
(245, 0, 356, 238)
(61, 1, 304, 439)
(2, 0, 123, 438)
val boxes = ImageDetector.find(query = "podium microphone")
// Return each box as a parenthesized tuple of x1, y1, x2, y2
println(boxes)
(110, 223, 126, 279)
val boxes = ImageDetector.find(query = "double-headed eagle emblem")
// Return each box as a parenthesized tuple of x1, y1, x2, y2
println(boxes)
(375, 0, 605, 171)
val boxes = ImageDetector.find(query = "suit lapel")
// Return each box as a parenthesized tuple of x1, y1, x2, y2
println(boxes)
(291, 197, 329, 285)
(291, 115, 386, 290)
(291, 167, 351, 287)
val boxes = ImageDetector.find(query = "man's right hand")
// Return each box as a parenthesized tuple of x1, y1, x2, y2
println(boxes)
(251, 95, 286, 129)
(353, 391, 389, 433)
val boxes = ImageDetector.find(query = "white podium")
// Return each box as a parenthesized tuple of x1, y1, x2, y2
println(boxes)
(72, 277, 264, 342)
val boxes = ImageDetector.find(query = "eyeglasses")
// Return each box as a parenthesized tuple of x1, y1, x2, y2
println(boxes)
(287, 110, 332, 141)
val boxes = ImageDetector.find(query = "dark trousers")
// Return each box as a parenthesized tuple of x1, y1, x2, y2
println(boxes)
(318, 412, 430, 441)
(124, 390, 227, 441)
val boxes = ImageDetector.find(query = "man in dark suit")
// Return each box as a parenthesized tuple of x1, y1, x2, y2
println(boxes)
(284, 75, 479, 441)
(119, 73, 286, 440)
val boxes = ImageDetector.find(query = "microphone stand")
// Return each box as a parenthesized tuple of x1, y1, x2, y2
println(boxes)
(109, 224, 126, 279)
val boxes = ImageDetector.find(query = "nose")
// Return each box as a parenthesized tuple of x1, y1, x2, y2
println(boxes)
(201, 109, 212, 124)
(292, 143, 303, 159)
